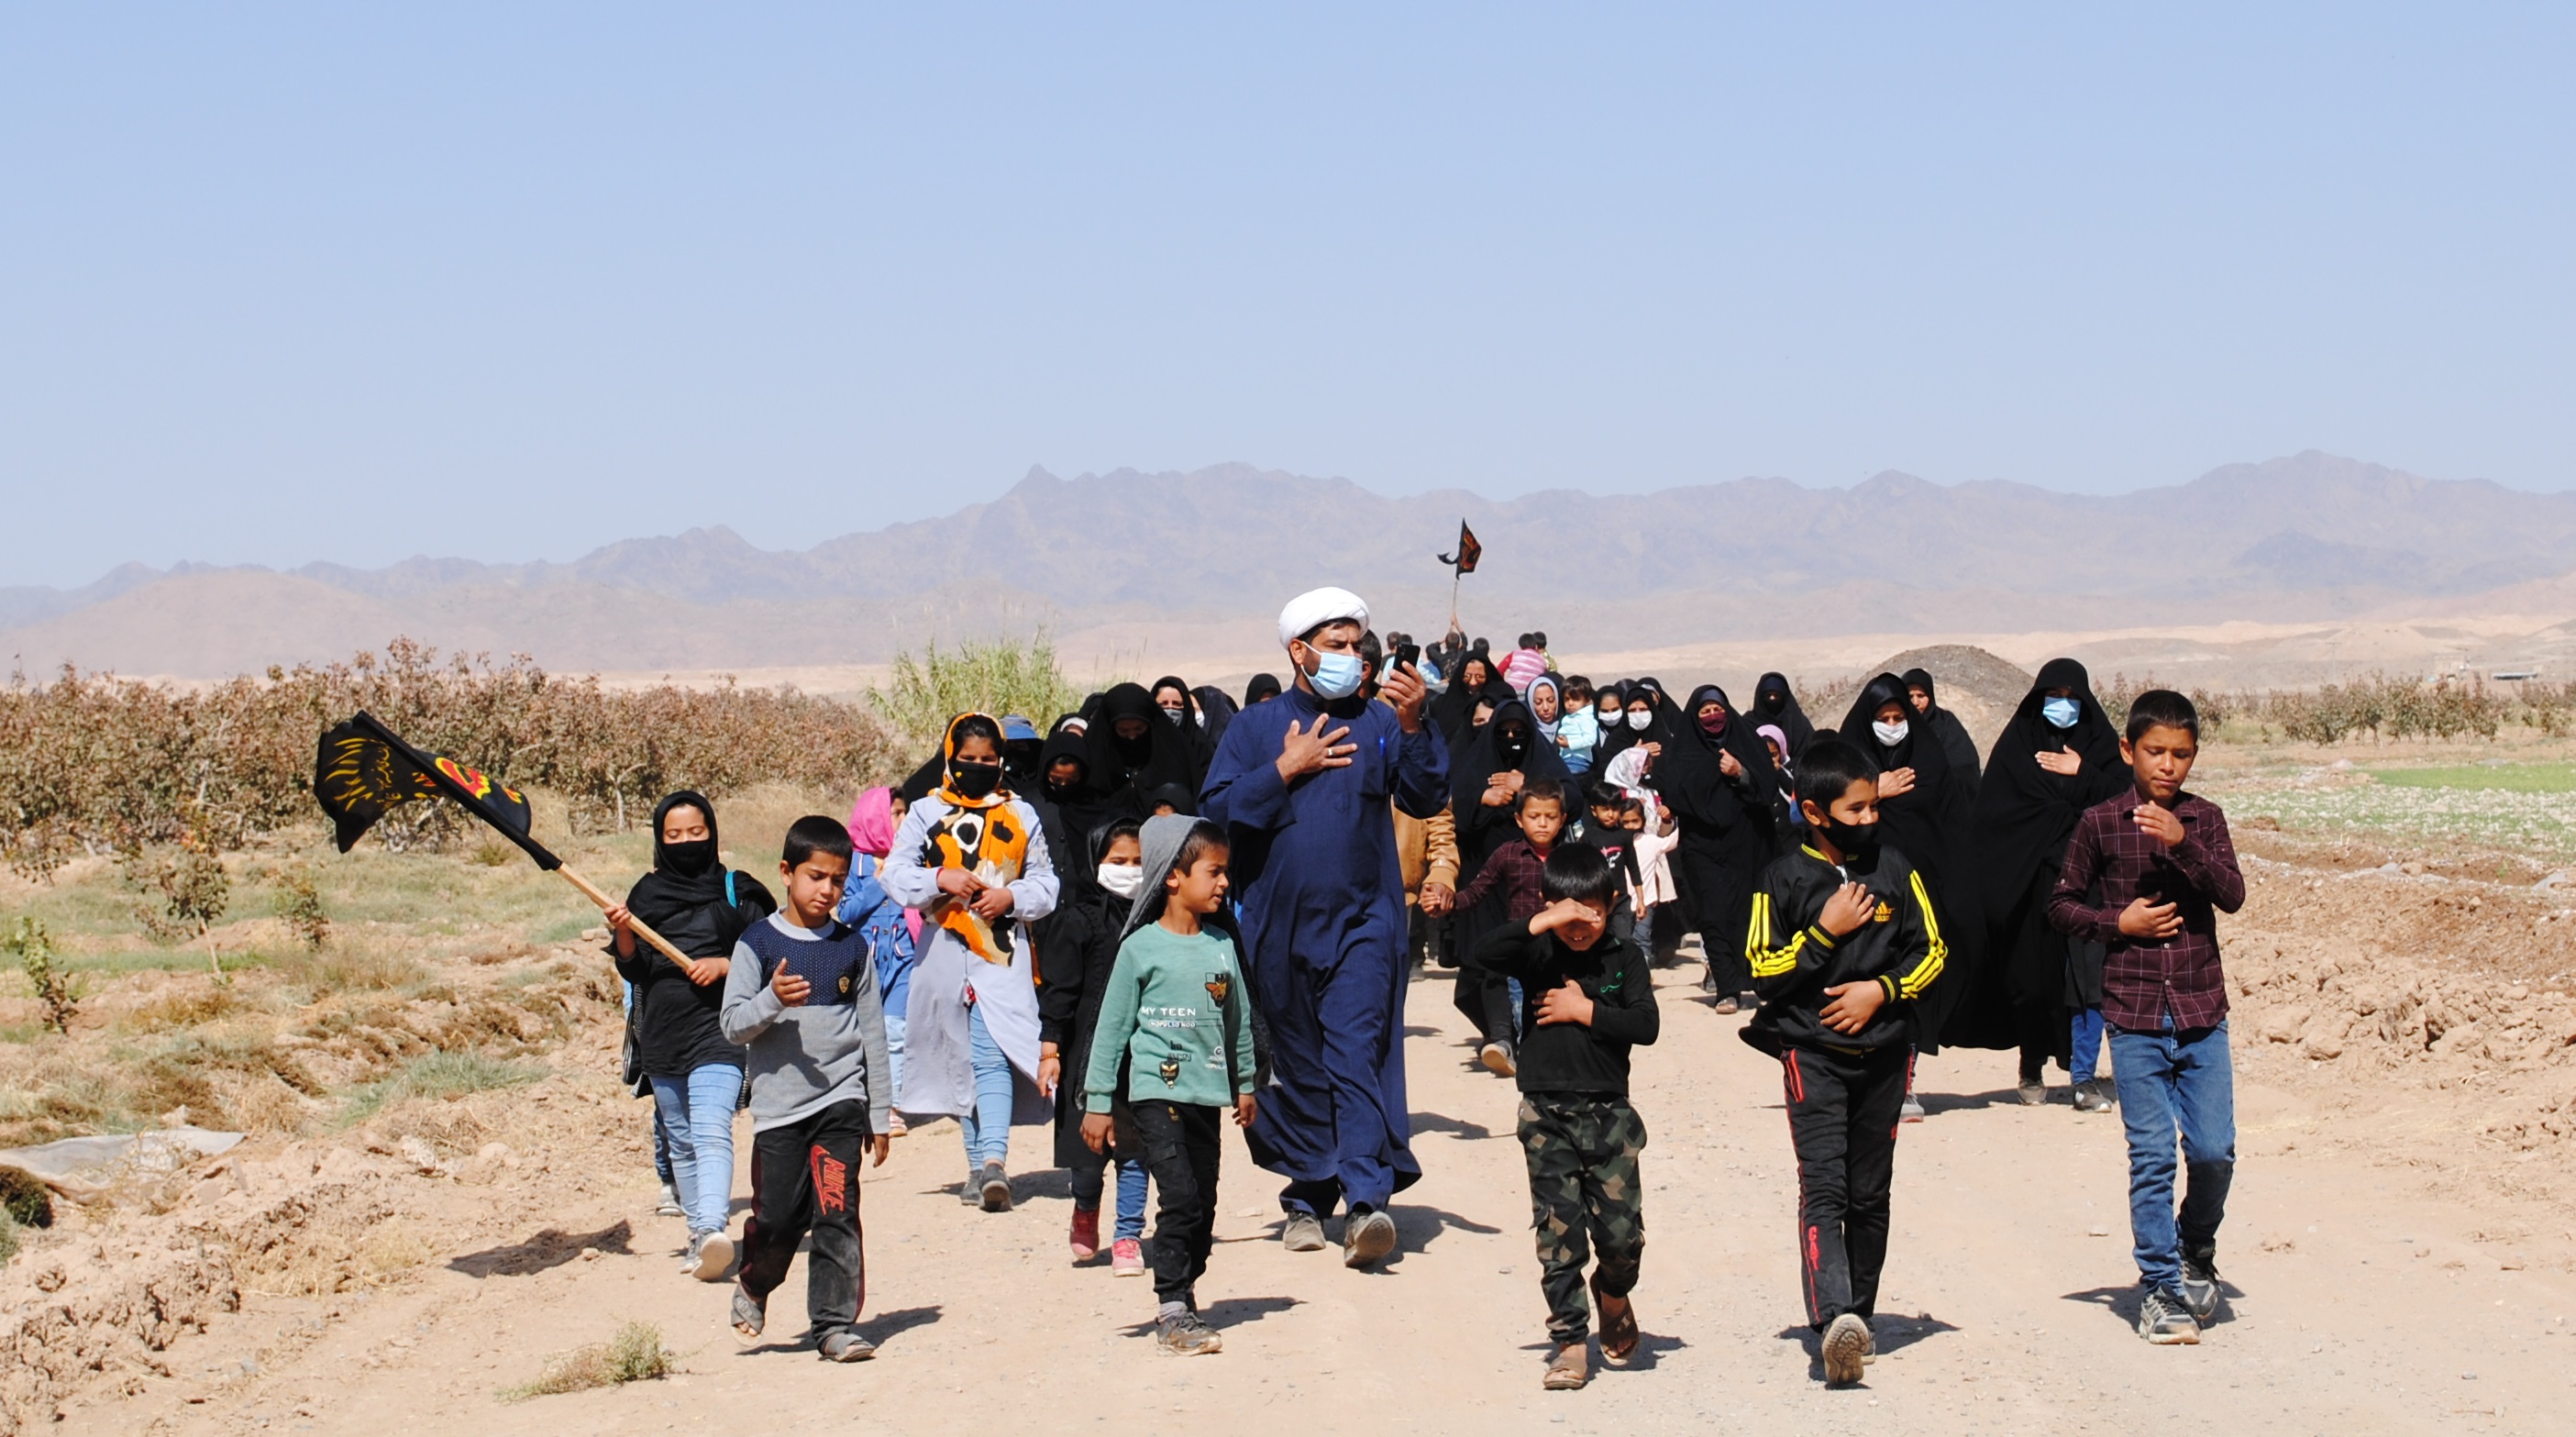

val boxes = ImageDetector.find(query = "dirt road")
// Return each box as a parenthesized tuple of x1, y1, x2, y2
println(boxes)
(78, 952, 2575, 1437)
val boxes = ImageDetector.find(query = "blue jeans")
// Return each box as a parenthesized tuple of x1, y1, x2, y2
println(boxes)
(1071, 1155, 1154, 1242)
(883, 1012, 908, 1111)
(2108, 1019, 2236, 1292)
(2070, 1007, 2106, 1083)
(957, 1005, 1016, 1170)
(649, 1063, 744, 1237)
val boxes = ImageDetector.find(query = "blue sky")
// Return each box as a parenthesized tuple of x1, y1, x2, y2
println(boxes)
(5, 6, 2571, 586)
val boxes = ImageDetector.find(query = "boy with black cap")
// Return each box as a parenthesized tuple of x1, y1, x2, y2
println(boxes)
(1743, 736, 1947, 1386)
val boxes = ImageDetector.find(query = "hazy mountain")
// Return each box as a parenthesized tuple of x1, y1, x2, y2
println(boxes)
(7, 451, 2574, 679)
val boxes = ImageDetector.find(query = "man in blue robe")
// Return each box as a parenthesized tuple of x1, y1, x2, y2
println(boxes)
(1200, 587, 1450, 1269)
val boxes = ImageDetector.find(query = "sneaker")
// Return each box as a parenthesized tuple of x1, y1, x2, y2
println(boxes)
(2179, 1249, 2223, 1322)
(1156, 1310, 1223, 1356)
(817, 1327, 876, 1363)
(1712, 995, 1740, 1015)
(1344, 1208, 1398, 1269)
(2136, 1287, 2201, 1344)
(1899, 1093, 1926, 1123)
(2073, 1079, 2114, 1114)
(1479, 1040, 1517, 1078)
(1542, 1343, 1589, 1390)
(656, 1181, 685, 1217)
(679, 1233, 702, 1273)
(691, 1231, 735, 1282)
(1069, 1207, 1101, 1263)
(1280, 1211, 1328, 1253)
(730, 1279, 766, 1341)
(1821, 1311, 1873, 1385)
(1111, 1238, 1146, 1276)
(2017, 1078, 2047, 1107)
(978, 1161, 1012, 1212)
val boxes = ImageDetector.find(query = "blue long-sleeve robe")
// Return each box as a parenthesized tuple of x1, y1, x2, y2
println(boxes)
(1200, 685, 1450, 1211)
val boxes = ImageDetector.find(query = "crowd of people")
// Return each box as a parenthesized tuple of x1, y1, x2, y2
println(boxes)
(599, 589, 2247, 1387)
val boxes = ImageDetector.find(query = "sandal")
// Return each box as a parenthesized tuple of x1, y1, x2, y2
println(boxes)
(1542, 1343, 1589, 1390)
(1592, 1275, 1639, 1364)
(731, 1279, 766, 1341)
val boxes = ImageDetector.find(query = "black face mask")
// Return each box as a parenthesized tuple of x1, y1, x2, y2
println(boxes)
(660, 837, 718, 878)
(949, 761, 1003, 800)
(1497, 726, 1531, 765)
(1821, 815, 1879, 864)
(1757, 691, 1786, 714)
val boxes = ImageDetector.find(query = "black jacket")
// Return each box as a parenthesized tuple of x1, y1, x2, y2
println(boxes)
(1469, 918, 1660, 1096)
(1741, 844, 1947, 1057)
(1036, 889, 1133, 1166)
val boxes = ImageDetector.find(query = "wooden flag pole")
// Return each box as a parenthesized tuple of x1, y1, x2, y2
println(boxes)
(553, 864, 695, 967)
(1449, 569, 1464, 631)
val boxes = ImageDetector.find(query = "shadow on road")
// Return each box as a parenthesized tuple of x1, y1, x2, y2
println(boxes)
(1410, 1110, 1495, 1141)
(448, 1219, 634, 1277)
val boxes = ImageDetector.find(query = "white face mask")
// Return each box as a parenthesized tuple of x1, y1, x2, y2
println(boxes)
(1096, 862, 1144, 900)
(1627, 711, 1653, 731)
(1873, 718, 1910, 748)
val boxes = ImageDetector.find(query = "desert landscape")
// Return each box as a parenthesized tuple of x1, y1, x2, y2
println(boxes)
(16, 12, 2576, 1431)
(3, 634, 2573, 1435)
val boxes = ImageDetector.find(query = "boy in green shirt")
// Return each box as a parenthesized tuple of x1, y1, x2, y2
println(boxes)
(1081, 815, 1259, 1355)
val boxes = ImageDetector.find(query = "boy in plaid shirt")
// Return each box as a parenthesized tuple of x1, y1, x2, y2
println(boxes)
(2046, 690, 2244, 1345)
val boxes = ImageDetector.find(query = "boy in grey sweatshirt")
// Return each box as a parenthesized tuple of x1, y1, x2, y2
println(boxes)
(718, 815, 891, 1362)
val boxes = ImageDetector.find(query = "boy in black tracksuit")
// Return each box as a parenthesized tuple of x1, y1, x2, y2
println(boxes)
(1742, 738, 1946, 1387)
(1470, 845, 1661, 1393)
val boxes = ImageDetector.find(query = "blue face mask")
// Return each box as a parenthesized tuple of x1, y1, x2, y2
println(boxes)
(2041, 697, 2082, 730)
(1309, 650, 1365, 701)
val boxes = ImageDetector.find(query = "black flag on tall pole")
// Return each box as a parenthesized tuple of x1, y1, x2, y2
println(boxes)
(311, 711, 701, 966)
(1437, 521, 1482, 575)
(315, 712, 555, 866)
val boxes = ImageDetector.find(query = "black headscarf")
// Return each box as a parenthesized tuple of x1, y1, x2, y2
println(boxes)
(1149, 675, 1200, 730)
(1086, 681, 1204, 814)
(1243, 673, 1281, 707)
(1595, 677, 1676, 768)
(1654, 684, 1784, 836)
(1837, 673, 1980, 999)
(1448, 695, 1573, 815)
(1447, 696, 1576, 993)
(1192, 686, 1240, 750)
(624, 790, 776, 960)
(1430, 653, 1503, 739)
(1901, 667, 1984, 790)
(1971, 658, 2129, 923)
(1750, 672, 1816, 758)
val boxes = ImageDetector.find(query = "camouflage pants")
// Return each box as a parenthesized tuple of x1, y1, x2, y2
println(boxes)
(1518, 1094, 1647, 1344)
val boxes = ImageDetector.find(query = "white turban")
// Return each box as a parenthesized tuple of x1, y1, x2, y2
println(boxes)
(1277, 586, 1370, 647)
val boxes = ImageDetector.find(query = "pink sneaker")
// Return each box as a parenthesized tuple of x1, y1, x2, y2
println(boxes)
(1111, 1238, 1144, 1277)
(1069, 1207, 1100, 1263)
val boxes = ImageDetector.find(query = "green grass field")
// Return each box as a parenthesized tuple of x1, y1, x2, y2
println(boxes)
(2217, 764, 2576, 863)
(2366, 762, 2576, 793)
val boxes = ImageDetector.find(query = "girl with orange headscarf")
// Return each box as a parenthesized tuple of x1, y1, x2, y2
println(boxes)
(880, 714, 1063, 1210)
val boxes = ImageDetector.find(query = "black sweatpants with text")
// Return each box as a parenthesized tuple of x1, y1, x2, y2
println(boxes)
(1782, 1043, 1909, 1330)
(740, 1099, 871, 1337)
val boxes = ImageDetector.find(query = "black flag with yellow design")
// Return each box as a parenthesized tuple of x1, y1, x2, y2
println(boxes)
(314, 712, 558, 868)
(1437, 521, 1482, 575)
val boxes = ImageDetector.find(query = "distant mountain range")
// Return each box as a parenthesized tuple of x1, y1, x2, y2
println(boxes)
(8, 451, 2575, 680)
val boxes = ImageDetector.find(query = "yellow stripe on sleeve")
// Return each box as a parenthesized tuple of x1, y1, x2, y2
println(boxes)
(1896, 868, 1948, 1000)
(1746, 890, 1808, 979)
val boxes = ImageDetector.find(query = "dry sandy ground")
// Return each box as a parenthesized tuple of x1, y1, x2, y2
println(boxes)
(60, 941, 2576, 1437)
